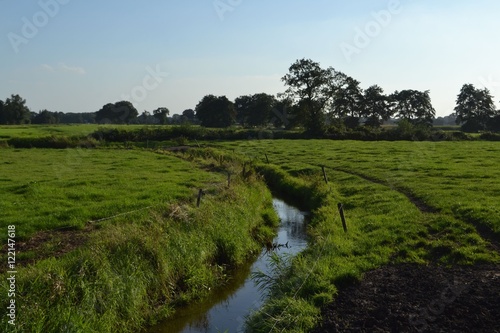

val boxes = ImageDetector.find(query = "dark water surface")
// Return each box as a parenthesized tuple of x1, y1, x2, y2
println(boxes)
(147, 198, 309, 333)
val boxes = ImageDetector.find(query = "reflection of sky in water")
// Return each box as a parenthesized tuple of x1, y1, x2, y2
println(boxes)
(149, 198, 308, 333)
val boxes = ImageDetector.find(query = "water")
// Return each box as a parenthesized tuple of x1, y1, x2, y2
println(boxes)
(147, 198, 309, 333)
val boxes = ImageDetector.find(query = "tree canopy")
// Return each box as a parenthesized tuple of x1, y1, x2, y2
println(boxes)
(235, 93, 276, 127)
(95, 101, 138, 124)
(0, 94, 31, 124)
(282, 58, 338, 135)
(391, 89, 435, 126)
(454, 83, 498, 132)
(195, 95, 235, 128)
(361, 85, 393, 127)
(153, 107, 170, 125)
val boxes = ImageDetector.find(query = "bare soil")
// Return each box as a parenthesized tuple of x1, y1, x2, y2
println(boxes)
(312, 263, 500, 333)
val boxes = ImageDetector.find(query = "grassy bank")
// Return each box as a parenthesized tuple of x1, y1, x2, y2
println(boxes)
(209, 140, 500, 332)
(0, 148, 278, 332)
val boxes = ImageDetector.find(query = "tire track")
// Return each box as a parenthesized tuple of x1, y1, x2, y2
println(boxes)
(331, 167, 500, 253)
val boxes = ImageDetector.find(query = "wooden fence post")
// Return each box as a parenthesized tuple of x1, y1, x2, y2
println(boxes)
(322, 166, 328, 184)
(197, 189, 203, 207)
(338, 203, 347, 232)
(265, 153, 269, 164)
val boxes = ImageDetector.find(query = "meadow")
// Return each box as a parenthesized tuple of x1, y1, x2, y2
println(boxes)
(0, 148, 221, 241)
(1, 125, 499, 332)
(211, 139, 500, 331)
(0, 145, 279, 332)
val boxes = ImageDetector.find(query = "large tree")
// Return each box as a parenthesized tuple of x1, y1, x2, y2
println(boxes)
(195, 95, 235, 128)
(454, 83, 497, 132)
(391, 89, 435, 126)
(361, 85, 393, 127)
(331, 74, 363, 128)
(153, 107, 170, 125)
(0, 94, 31, 124)
(95, 101, 138, 124)
(235, 93, 276, 127)
(282, 58, 337, 135)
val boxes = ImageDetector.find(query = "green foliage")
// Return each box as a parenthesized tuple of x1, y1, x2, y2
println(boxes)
(455, 83, 498, 132)
(95, 101, 138, 124)
(153, 107, 170, 125)
(0, 94, 31, 125)
(195, 95, 236, 128)
(235, 93, 276, 127)
(391, 89, 436, 126)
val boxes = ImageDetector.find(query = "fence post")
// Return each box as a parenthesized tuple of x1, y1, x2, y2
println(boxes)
(197, 189, 203, 207)
(227, 172, 231, 187)
(265, 153, 269, 164)
(338, 203, 347, 232)
(322, 166, 328, 184)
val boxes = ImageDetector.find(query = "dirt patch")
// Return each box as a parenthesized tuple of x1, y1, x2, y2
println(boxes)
(312, 263, 500, 333)
(1, 226, 92, 273)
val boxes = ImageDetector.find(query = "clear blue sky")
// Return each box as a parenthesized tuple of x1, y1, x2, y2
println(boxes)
(1, 0, 499, 116)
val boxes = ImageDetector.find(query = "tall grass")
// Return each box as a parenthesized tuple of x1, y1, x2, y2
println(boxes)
(0, 166, 279, 332)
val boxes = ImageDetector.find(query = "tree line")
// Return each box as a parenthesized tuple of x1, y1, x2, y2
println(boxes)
(1, 58, 499, 133)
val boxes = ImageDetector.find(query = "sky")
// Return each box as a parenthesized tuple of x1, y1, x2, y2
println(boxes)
(1, 0, 499, 117)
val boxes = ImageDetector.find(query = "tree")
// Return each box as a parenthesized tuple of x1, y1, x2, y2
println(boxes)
(391, 89, 435, 126)
(0, 100, 4, 124)
(282, 58, 337, 135)
(361, 85, 393, 127)
(153, 107, 170, 125)
(331, 74, 363, 128)
(1, 94, 31, 124)
(182, 109, 196, 123)
(32, 109, 58, 124)
(195, 95, 235, 128)
(454, 84, 497, 132)
(235, 93, 276, 127)
(272, 97, 296, 129)
(95, 101, 138, 124)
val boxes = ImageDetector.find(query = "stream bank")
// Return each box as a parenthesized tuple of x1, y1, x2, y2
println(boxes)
(147, 198, 309, 333)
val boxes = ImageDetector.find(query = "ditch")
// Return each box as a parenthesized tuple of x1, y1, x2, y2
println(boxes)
(146, 197, 309, 333)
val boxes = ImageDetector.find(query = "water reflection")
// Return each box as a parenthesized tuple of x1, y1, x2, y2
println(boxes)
(147, 198, 308, 333)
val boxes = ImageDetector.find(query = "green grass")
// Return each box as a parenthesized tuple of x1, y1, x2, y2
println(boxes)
(0, 147, 279, 332)
(208, 140, 500, 332)
(0, 124, 100, 139)
(219, 140, 500, 237)
(0, 148, 222, 241)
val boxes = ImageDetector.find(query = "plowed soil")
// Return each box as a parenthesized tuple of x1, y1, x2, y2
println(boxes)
(312, 264, 500, 333)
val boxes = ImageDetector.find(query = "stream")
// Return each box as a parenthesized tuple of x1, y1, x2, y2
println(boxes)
(147, 198, 309, 333)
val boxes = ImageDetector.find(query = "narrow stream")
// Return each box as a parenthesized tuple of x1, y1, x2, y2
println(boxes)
(147, 198, 309, 333)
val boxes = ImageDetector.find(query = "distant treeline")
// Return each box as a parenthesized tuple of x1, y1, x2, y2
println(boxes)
(1, 58, 499, 134)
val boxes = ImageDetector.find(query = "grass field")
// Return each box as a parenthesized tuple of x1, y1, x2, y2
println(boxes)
(210, 139, 500, 331)
(0, 124, 100, 139)
(0, 148, 222, 241)
(0, 146, 279, 332)
(219, 140, 500, 237)
(1, 127, 499, 332)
